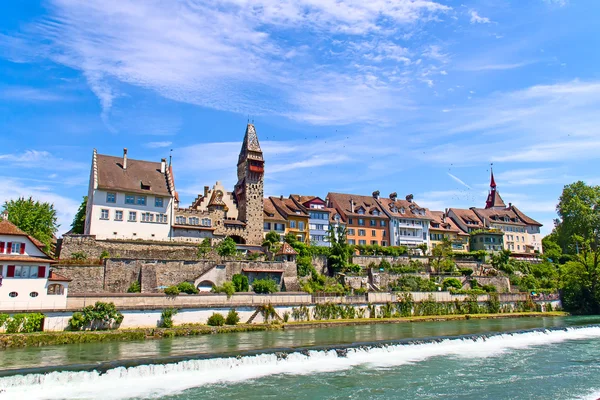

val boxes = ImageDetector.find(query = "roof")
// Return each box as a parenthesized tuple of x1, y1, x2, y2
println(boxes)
(377, 197, 430, 220)
(238, 123, 263, 165)
(511, 205, 543, 227)
(326, 207, 343, 223)
(96, 154, 172, 196)
(448, 208, 486, 232)
(472, 207, 525, 227)
(0, 220, 51, 257)
(264, 198, 287, 222)
(327, 192, 388, 221)
(485, 189, 507, 209)
(428, 210, 466, 235)
(48, 271, 71, 281)
(269, 196, 309, 219)
(290, 195, 326, 208)
(276, 242, 298, 256)
(0, 255, 57, 264)
(208, 189, 226, 207)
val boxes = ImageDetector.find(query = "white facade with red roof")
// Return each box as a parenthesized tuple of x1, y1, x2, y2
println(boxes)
(0, 218, 69, 311)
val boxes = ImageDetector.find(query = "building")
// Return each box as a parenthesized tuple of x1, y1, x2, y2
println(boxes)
(327, 192, 390, 246)
(0, 219, 70, 311)
(447, 208, 487, 234)
(290, 195, 331, 246)
(376, 192, 431, 251)
(82, 123, 266, 246)
(263, 197, 287, 240)
(428, 210, 469, 252)
(84, 149, 176, 240)
(469, 230, 505, 252)
(268, 196, 310, 244)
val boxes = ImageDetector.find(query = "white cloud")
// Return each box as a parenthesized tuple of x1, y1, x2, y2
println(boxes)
(460, 61, 536, 72)
(0, 86, 69, 102)
(447, 173, 472, 189)
(145, 141, 173, 149)
(0, 150, 87, 171)
(469, 10, 491, 24)
(543, 0, 568, 6)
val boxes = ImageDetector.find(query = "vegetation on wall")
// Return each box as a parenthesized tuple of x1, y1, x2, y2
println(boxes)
(127, 281, 141, 293)
(160, 308, 178, 328)
(196, 238, 212, 258)
(216, 237, 238, 257)
(68, 302, 124, 331)
(252, 278, 279, 294)
(0, 313, 45, 333)
(212, 281, 235, 298)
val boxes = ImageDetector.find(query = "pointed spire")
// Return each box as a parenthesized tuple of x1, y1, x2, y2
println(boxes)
(238, 123, 263, 165)
(490, 166, 497, 189)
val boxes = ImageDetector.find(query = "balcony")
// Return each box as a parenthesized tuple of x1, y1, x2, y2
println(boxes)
(249, 165, 264, 173)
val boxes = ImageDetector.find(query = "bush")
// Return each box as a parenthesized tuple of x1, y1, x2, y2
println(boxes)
(442, 278, 463, 291)
(177, 282, 199, 294)
(207, 313, 225, 326)
(482, 284, 497, 293)
(160, 308, 178, 328)
(297, 255, 313, 277)
(232, 274, 249, 292)
(100, 250, 110, 259)
(252, 279, 279, 294)
(127, 281, 141, 293)
(217, 237, 237, 257)
(1, 313, 45, 333)
(70, 251, 87, 261)
(379, 259, 391, 270)
(164, 286, 180, 296)
(68, 302, 123, 331)
(225, 309, 240, 325)
(212, 281, 235, 298)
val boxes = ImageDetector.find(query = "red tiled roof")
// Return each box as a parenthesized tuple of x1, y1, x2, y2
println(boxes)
(327, 192, 388, 221)
(276, 242, 298, 256)
(471, 207, 525, 226)
(448, 208, 485, 232)
(48, 271, 71, 281)
(511, 205, 543, 227)
(377, 197, 430, 220)
(269, 196, 309, 219)
(485, 190, 506, 209)
(0, 255, 57, 263)
(429, 210, 463, 234)
(264, 198, 287, 222)
(0, 220, 51, 257)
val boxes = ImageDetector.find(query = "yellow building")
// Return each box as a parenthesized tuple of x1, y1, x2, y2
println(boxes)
(269, 196, 310, 244)
(429, 210, 469, 252)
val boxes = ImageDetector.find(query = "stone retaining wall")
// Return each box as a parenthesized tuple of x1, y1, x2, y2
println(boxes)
(353, 256, 430, 268)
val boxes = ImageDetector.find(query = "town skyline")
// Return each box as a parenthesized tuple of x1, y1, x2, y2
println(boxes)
(2, 0, 600, 235)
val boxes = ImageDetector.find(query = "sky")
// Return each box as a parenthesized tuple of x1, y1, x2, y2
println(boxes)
(1, 0, 599, 236)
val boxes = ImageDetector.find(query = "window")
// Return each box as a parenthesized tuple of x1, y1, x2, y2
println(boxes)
(141, 212, 154, 222)
(381, 241, 387, 247)
(522, 236, 525, 242)
(106, 192, 116, 203)
(30, 292, 38, 298)
(383, 231, 386, 237)
(136, 196, 147, 206)
(155, 197, 164, 208)
(348, 228, 355, 235)
(348, 218, 353, 225)
(380, 220, 386, 227)
(371, 230, 376, 237)
(128, 211, 137, 222)
(115, 210, 123, 221)
(371, 240, 378, 245)
(275, 223, 285, 231)
(12, 266, 40, 279)
(357, 208, 365, 215)
(299, 222, 305, 231)
(358, 219, 365, 226)
(264, 222, 271, 230)
(517, 245, 520, 251)
(47, 284, 64, 295)
(125, 195, 135, 205)
(348, 239, 356, 245)
(290, 221, 296, 229)
(516, 236, 519, 242)
(370, 220, 376, 226)
(100, 209, 109, 220)
(189, 217, 199, 225)
(9, 292, 17, 298)
(157, 214, 168, 223)
(11, 242, 22, 254)
(359, 240, 367, 245)
(358, 229, 366, 236)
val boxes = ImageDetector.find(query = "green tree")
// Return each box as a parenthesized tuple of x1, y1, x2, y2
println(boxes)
(252, 278, 279, 294)
(442, 277, 462, 291)
(197, 238, 212, 258)
(327, 225, 354, 273)
(554, 181, 600, 314)
(232, 274, 249, 292)
(216, 237, 237, 257)
(71, 196, 87, 234)
(2, 197, 58, 250)
(542, 233, 562, 263)
(431, 238, 453, 271)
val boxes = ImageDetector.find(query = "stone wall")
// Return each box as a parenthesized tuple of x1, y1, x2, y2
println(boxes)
(370, 271, 431, 291)
(353, 256, 430, 268)
(312, 255, 328, 275)
(52, 264, 105, 293)
(58, 235, 199, 260)
(466, 276, 512, 293)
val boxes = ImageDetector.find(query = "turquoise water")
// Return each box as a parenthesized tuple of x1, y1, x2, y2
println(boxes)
(1, 317, 600, 399)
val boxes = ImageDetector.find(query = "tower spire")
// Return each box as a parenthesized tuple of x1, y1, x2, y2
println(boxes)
(490, 164, 496, 189)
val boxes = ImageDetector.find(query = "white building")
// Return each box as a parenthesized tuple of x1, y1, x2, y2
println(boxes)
(377, 193, 431, 251)
(0, 218, 69, 311)
(84, 149, 177, 241)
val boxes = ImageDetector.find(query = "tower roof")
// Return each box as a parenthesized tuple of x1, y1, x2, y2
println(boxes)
(490, 170, 497, 189)
(238, 123, 263, 164)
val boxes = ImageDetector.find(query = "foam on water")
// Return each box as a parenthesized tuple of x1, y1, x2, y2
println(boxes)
(1, 326, 599, 400)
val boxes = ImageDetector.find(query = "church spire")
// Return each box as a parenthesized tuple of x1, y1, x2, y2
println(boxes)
(485, 165, 506, 209)
(490, 167, 497, 189)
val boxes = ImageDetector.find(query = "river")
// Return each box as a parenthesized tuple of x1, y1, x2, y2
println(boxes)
(1, 316, 600, 399)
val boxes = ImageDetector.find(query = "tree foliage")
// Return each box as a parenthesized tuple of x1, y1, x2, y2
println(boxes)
(216, 237, 238, 257)
(327, 225, 354, 273)
(252, 278, 279, 294)
(197, 238, 212, 258)
(232, 274, 249, 292)
(71, 196, 87, 234)
(2, 197, 58, 250)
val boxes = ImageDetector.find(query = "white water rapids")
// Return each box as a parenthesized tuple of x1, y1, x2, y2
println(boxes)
(1, 327, 600, 400)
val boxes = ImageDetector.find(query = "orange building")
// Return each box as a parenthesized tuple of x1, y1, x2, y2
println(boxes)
(326, 192, 390, 246)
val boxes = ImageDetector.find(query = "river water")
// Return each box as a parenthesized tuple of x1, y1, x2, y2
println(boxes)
(1, 316, 600, 399)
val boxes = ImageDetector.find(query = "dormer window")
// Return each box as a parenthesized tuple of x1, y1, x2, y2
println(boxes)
(372, 210, 379, 216)
(141, 181, 151, 191)
(357, 208, 365, 215)
(400, 207, 405, 214)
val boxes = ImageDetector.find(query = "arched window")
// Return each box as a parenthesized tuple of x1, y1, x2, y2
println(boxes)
(29, 292, 39, 298)
(47, 284, 64, 295)
(9, 292, 18, 298)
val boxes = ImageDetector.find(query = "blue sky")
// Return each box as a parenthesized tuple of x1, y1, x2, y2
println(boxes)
(1, 0, 599, 236)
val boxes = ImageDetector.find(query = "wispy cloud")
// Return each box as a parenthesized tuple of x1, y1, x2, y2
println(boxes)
(542, 0, 569, 6)
(0, 86, 70, 102)
(145, 141, 173, 149)
(0, 150, 87, 171)
(469, 10, 491, 24)
(460, 61, 536, 72)
(447, 173, 472, 189)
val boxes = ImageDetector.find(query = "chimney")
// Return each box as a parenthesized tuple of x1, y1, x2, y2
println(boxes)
(160, 158, 166, 174)
(406, 194, 414, 203)
(280, 195, 284, 200)
(372, 190, 380, 199)
(204, 186, 209, 197)
(509, 202, 512, 207)
(350, 198, 355, 212)
(389, 192, 397, 201)
(123, 148, 128, 170)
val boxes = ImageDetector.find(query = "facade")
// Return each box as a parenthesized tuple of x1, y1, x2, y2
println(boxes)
(84, 150, 176, 240)
(428, 210, 469, 252)
(470, 230, 505, 252)
(0, 219, 69, 311)
(376, 192, 431, 251)
(269, 196, 310, 244)
(263, 197, 287, 240)
(327, 192, 389, 246)
(290, 195, 331, 246)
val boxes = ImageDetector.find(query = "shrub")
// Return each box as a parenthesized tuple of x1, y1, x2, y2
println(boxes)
(225, 309, 240, 325)
(379, 259, 392, 270)
(177, 282, 199, 294)
(216, 237, 237, 257)
(487, 293, 501, 314)
(482, 284, 497, 293)
(164, 286, 180, 296)
(232, 274, 249, 292)
(197, 238, 212, 258)
(252, 279, 279, 294)
(1, 313, 45, 333)
(68, 302, 123, 331)
(160, 308, 178, 328)
(212, 281, 235, 298)
(127, 281, 141, 293)
(442, 278, 463, 291)
(283, 312, 290, 323)
(70, 251, 87, 261)
(207, 313, 225, 326)
(100, 250, 110, 259)
(259, 304, 278, 322)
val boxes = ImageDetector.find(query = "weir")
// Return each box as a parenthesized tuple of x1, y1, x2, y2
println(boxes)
(1, 325, 600, 400)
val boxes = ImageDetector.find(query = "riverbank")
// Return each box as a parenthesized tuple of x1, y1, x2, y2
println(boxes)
(0, 311, 568, 350)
